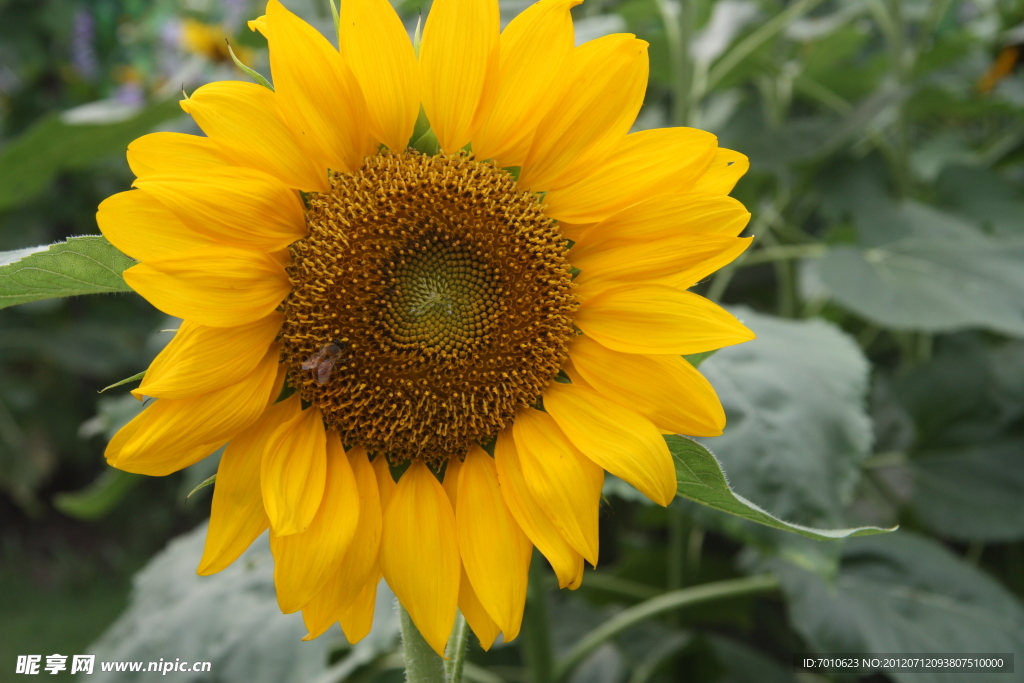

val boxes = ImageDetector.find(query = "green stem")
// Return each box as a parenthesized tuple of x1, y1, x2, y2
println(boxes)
(399, 601, 448, 683)
(552, 575, 780, 681)
(706, 0, 825, 91)
(666, 506, 687, 627)
(654, 0, 692, 126)
(445, 611, 470, 683)
(523, 555, 555, 683)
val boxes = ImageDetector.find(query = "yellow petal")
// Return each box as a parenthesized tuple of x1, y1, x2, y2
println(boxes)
(511, 409, 603, 565)
(380, 460, 460, 656)
(568, 335, 725, 436)
(263, 0, 370, 172)
(441, 455, 501, 650)
(494, 428, 584, 589)
(301, 446, 382, 642)
(692, 148, 749, 195)
(544, 128, 718, 224)
(271, 431, 360, 613)
(123, 245, 290, 328)
(457, 446, 532, 640)
(97, 190, 217, 262)
(519, 35, 648, 191)
(198, 397, 298, 575)
(571, 193, 751, 259)
(338, 579, 379, 644)
(126, 132, 231, 178)
(135, 313, 283, 400)
(133, 168, 305, 252)
(340, 0, 420, 151)
(441, 454, 463, 507)
(261, 403, 328, 536)
(181, 81, 328, 192)
(573, 234, 752, 292)
(109, 346, 282, 475)
(543, 382, 676, 506)
(472, 0, 580, 165)
(459, 565, 500, 651)
(373, 454, 397, 513)
(575, 284, 755, 355)
(419, 0, 499, 152)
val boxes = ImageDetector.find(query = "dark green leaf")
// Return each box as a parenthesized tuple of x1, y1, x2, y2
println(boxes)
(911, 441, 1024, 542)
(814, 206, 1024, 336)
(53, 468, 140, 520)
(699, 309, 873, 526)
(767, 531, 1024, 683)
(669, 436, 891, 541)
(0, 236, 135, 310)
(87, 524, 400, 683)
(0, 99, 182, 211)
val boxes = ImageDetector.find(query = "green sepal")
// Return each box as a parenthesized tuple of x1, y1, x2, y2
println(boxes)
(100, 370, 146, 393)
(684, 349, 717, 368)
(412, 128, 440, 156)
(328, 0, 339, 37)
(227, 42, 274, 91)
(186, 474, 217, 501)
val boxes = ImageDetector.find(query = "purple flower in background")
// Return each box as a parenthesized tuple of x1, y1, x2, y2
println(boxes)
(71, 8, 99, 81)
(222, 0, 248, 31)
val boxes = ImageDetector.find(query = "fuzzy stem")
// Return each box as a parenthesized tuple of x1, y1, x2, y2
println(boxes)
(444, 611, 470, 683)
(399, 601, 448, 683)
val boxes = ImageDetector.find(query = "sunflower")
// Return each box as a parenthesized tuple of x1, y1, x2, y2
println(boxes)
(97, 0, 754, 656)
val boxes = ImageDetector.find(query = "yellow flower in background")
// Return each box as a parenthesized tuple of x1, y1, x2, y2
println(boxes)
(96, 0, 754, 656)
(181, 17, 252, 64)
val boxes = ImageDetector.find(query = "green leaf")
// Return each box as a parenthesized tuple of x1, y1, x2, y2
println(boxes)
(698, 308, 873, 527)
(53, 468, 140, 520)
(0, 99, 182, 211)
(911, 441, 1024, 542)
(888, 337, 1024, 542)
(87, 524, 401, 683)
(812, 197, 1024, 337)
(669, 435, 891, 541)
(100, 370, 145, 394)
(766, 531, 1024, 683)
(0, 235, 135, 310)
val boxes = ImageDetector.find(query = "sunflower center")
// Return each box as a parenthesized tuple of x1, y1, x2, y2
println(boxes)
(279, 151, 577, 465)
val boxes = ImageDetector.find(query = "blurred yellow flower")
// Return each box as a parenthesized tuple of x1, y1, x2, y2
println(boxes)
(97, 0, 753, 656)
(180, 17, 251, 64)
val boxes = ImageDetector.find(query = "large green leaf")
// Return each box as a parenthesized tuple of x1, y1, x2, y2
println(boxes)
(698, 308, 873, 527)
(0, 235, 135, 310)
(669, 436, 890, 541)
(911, 441, 1024, 542)
(0, 99, 181, 211)
(813, 195, 1024, 336)
(86, 523, 400, 683)
(889, 337, 1024, 541)
(766, 531, 1024, 683)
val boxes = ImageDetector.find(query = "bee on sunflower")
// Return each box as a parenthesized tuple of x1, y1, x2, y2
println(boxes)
(97, 0, 754, 657)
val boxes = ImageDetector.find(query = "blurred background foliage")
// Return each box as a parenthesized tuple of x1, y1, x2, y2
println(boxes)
(1, 0, 1023, 681)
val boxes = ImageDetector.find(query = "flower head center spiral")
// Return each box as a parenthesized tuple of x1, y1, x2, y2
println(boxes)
(279, 151, 578, 465)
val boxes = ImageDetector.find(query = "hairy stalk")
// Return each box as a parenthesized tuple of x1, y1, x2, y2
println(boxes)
(444, 611, 470, 683)
(399, 602, 447, 683)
